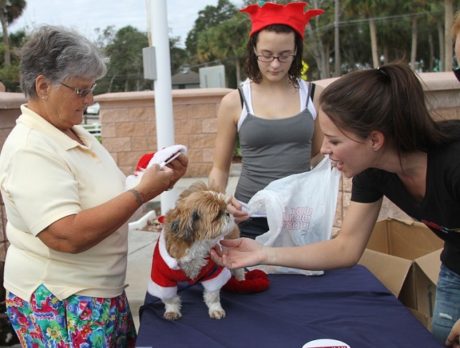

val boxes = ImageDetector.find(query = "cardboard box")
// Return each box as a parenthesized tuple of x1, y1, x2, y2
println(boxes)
(413, 248, 442, 328)
(358, 218, 443, 327)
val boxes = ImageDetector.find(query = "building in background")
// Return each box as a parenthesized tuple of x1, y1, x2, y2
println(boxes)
(171, 66, 200, 89)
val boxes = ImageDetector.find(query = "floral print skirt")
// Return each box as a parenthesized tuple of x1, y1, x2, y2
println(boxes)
(5, 284, 137, 347)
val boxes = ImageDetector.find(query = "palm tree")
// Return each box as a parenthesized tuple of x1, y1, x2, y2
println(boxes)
(334, 0, 341, 76)
(344, 0, 390, 68)
(444, 0, 454, 71)
(196, 14, 248, 85)
(306, 0, 334, 79)
(0, 0, 26, 66)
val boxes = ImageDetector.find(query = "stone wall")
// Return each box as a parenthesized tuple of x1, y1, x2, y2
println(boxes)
(0, 92, 25, 151)
(0, 93, 26, 260)
(96, 88, 230, 177)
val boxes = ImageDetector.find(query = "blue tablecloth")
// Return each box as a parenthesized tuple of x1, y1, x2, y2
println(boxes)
(136, 265, 442, 348)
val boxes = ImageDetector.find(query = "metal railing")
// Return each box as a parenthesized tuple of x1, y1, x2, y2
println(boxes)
(82, 123, 101, 137)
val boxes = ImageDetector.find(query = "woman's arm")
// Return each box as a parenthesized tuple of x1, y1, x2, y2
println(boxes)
(213, 199, 382, 270)
(208, 90, 241, 193)
(311, 84, 324, 166)
(38, 155, 188, 253)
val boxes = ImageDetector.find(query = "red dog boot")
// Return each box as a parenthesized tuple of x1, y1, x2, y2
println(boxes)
(222, 269, 270, 293)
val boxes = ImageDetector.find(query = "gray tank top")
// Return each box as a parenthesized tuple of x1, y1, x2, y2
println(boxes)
(235, 80, 315, 203)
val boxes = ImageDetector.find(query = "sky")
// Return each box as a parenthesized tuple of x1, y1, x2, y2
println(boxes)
(9, 0, 243, 47)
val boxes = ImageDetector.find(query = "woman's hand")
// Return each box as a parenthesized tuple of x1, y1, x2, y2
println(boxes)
(227, 196, 250, 224)
(137, 153, 188, 201)
(164, 153, 188, 188)
(211, 237, 267, 269)
(446, 319, 460, 347)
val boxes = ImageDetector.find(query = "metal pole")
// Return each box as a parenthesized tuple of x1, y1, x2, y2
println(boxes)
(147, 0, 177, 214)
(334, 0, 340, 76)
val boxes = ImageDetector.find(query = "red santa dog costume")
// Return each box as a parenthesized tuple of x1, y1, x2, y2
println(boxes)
(148, 231, 231, 301)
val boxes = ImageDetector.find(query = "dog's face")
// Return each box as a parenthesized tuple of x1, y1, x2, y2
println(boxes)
(164, 182, 237, 259)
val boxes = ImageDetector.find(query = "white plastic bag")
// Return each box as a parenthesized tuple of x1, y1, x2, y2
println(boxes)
(248, 156, 341, 276)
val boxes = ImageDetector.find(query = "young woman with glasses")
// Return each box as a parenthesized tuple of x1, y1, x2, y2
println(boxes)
(208, 2, 324, 239)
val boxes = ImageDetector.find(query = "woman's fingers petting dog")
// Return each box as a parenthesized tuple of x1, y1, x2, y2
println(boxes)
(212, 238, 265, 269)
(226, 197, 249, 224)
(210, 246, 223, 265)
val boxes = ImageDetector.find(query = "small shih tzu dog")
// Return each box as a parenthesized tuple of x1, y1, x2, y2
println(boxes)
(147, 181, 244, 320)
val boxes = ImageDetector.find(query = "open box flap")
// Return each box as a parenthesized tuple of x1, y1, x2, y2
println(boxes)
(359, 248, 412, 296)
(414, 248, 442, 284)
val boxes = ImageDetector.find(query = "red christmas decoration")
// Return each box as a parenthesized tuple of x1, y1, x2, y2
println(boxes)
(241, 2, 324, 38)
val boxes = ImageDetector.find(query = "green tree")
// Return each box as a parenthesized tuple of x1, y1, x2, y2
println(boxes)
(307, 0, 335, 79)
(0, 29, 24, 91)
(344, 0, 392, 68)
(186, 0, 460, 79)
(424, 2, 444, 71)
(196, 13, 248, 85)
(95, 26, 188, 92)
(185, 0, 237, 65)
(170, 36, 188, 75)
(444, 0, 454, 71)
(99, 26, 150, 92)
(94, 25, 116, 50)
(0, 0, 25, 66)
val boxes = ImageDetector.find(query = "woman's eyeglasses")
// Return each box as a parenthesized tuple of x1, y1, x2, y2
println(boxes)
(60, 82, 97, 97)
(453, 56, 460, 82)
(254, 50, 296, 63)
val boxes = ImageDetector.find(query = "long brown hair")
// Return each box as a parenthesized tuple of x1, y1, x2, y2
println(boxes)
(319, 62, 457, 155)
(245, 24, 303, 86)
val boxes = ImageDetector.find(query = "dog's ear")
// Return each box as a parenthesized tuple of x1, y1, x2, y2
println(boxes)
(183, 210, 200, 242)
(170, 210, 200, 243)
(171, 219, 180, 232)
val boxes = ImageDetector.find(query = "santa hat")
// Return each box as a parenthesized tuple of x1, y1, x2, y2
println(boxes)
(125, 145, 187, 190)
(240, 1, 324, 38)
(136, 145, 188, 172)
(136, 153, 154, 172)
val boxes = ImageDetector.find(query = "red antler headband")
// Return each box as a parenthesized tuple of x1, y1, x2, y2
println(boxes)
(240, 2, 324, 39)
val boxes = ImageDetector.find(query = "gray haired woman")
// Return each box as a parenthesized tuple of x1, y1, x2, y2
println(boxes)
(0, 25, 187, 347)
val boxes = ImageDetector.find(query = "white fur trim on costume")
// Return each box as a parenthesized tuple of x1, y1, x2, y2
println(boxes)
(159, 230, 180, 270)
(147, 279, 177, 300)
(201, 267, 231, 293)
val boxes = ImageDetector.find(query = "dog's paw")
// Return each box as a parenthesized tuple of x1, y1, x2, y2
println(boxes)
(231, 267, 245, 281)
(209, 308, 226, 320)
(164, 311, 182, 320)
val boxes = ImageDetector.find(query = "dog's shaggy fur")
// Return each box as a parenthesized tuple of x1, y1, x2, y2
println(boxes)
(148, 181, 243, 320)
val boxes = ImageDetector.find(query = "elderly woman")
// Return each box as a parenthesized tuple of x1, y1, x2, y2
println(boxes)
(0, 26, 187, 347)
